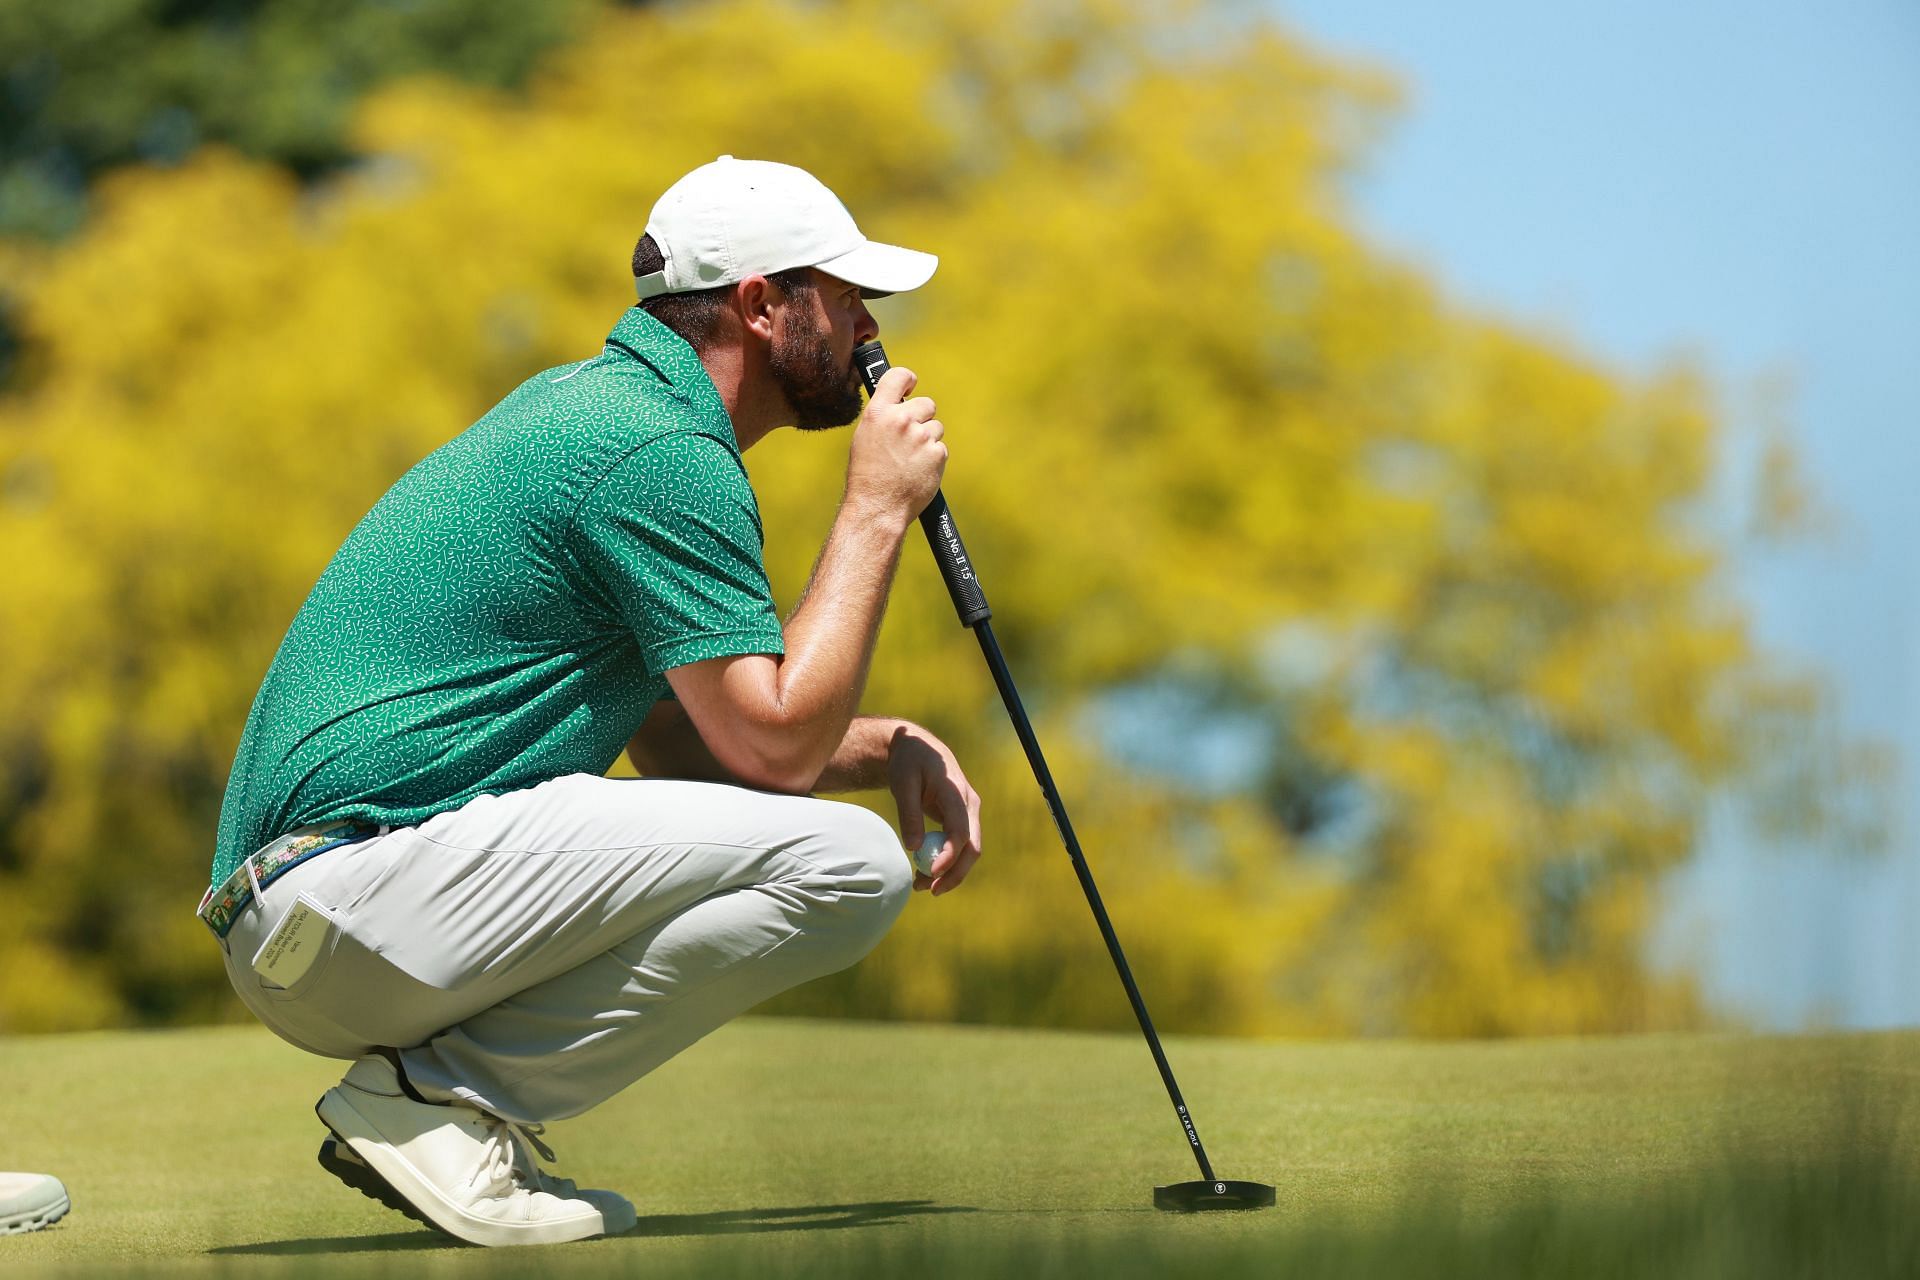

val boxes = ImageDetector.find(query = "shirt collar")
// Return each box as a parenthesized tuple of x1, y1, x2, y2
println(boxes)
(603, 308, 729, 421)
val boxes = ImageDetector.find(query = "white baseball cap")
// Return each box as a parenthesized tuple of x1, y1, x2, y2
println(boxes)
(635, 155, 937, 301)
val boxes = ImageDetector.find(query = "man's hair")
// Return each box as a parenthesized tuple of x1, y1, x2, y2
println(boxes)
(632, 233, 814, 349)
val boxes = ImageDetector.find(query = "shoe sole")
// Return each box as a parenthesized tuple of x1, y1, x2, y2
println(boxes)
(318, 1136, 453, 1238)
(0, 1192, 70, 1235)
(316, 1086, 609, 1247)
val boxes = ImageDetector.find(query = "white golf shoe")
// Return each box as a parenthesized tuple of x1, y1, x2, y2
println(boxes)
(315, 1055, 635, 1246)
(318, 1131, 636, 1233)
(0, 1172, 70, 1235)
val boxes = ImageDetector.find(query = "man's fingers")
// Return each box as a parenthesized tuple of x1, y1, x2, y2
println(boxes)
(929, 835, 957, 881)
(929, 782, 983, 896)
(884, 729, 985, 899)
(929, 781, 969, 855)
(932, 845, 980, 896)
(896, 783, 925, 856)
(873, 366, 917, 404)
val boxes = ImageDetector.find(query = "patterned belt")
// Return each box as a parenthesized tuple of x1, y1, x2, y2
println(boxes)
(196, 819, 384, 940)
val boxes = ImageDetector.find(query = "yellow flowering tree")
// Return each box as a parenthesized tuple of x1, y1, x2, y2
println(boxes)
(0, 0, 1861, 1035)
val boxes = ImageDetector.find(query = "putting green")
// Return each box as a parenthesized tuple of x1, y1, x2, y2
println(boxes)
(2, 1018, 1914, 1277)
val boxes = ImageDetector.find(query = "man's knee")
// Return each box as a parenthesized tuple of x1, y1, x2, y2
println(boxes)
(810, 801, 912, 956)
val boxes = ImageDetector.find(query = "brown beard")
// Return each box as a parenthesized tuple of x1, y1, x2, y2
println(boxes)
(771, 314, 863, 431)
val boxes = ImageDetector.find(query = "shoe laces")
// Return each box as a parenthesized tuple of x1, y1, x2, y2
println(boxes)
(508, 1120, 558, 1166)
(509, 1122, 587, 1199)
(475, 1116, 559, 1197)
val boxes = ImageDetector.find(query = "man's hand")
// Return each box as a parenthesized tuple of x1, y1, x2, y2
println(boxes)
(847, 366, 945, 518)
(887, 723, 983, 895)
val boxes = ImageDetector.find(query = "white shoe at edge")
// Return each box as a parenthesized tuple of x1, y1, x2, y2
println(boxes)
(316, 1054, 634, 1246)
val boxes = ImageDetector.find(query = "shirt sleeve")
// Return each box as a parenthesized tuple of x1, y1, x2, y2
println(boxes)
(570, 431, 786, 673)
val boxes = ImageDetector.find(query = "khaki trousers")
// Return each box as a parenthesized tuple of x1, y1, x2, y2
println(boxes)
(218, 773, 912, 1122)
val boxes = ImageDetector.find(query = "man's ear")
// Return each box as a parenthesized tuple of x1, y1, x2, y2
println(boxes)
(734, 274, 777, 344)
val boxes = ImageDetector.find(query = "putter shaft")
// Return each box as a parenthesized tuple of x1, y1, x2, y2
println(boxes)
(971, 621, 1218, 1184)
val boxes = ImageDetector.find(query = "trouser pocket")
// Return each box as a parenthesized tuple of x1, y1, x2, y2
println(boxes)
(254, 892, 343, 1000)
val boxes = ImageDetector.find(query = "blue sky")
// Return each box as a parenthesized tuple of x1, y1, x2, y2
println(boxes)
(1271, 0, 1920, 1028)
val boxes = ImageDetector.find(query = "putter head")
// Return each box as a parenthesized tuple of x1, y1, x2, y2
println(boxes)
(1153, 1179, 1277, 1212)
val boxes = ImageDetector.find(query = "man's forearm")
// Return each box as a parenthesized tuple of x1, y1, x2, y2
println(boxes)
(766, 494, 910, 781)
(629, 706, 908, 794)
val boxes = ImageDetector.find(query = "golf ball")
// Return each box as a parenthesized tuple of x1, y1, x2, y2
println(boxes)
(912, 830, 946, 877)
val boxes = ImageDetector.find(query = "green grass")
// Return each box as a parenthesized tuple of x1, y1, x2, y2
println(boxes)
(2, 1018, 1914, 1277)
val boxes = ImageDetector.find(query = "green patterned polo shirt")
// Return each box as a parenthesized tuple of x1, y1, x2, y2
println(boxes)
(210, 308, 785, 885)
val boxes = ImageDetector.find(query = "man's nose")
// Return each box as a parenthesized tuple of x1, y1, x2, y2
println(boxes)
(854, 301, 879, 346)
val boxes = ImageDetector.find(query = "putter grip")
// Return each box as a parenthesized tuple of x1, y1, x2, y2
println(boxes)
(853, 341, 993, 628)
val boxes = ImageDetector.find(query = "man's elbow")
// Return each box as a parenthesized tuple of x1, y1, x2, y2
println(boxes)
(667, 662, 834, 793)
(741, 766, 820, 795)
(721, 740, 823, 795)
(710, 725, 821, 794)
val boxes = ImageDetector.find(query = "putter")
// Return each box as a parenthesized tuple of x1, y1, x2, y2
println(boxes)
(855, 341, 1276, 1213)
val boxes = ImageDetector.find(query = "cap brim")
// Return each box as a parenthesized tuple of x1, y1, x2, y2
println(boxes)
(812, 239, 938, 299)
